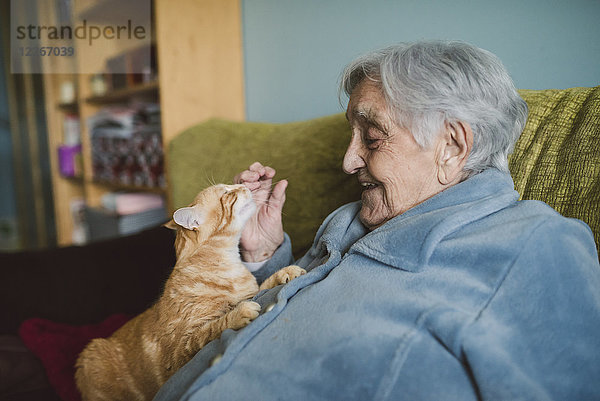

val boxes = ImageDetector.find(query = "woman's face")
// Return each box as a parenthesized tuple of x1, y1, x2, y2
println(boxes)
(343, 79, 444, 230)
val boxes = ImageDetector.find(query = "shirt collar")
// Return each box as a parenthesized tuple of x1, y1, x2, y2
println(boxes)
(348, 169, 520, 271)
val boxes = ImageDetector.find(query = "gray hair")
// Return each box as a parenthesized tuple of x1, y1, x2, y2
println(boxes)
(340, 40, 528, 176)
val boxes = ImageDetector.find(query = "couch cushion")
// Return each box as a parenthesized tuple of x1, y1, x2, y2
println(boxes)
(511, 86, 600, 254)
(169, 86, 599, 258)
(18, 315, 131, 401)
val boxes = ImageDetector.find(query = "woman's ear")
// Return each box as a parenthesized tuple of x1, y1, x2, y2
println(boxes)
(436, 121, 473, 185)
(172, 207, 204, 230)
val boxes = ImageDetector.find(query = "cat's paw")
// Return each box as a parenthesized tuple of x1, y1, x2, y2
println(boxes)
(260, 265, 306, 291)
(229, 301, 261, 330)
(277, 265, 306, 283)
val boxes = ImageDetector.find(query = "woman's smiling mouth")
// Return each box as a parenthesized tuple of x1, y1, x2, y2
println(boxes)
(360, 181, 379, 192)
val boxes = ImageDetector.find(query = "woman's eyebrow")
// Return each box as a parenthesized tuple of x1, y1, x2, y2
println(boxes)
(348, 107, 375, 122)
(346, 108, 390, 133)
(363, 111, 390, 133)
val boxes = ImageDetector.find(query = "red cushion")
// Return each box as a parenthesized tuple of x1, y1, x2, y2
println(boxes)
(18, 314, 131, 401)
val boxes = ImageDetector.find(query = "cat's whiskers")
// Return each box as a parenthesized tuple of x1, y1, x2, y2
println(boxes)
(247, 179, 289, 194)
(203, 170, 214, 187)
(203, 171, 226, 188)
(249, 201, 288, 218)
(245, 179, 290, 217)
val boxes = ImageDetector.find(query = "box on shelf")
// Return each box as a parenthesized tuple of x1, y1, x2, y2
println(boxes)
(88, 103, 165, 188)
(58, 144, 82, 178)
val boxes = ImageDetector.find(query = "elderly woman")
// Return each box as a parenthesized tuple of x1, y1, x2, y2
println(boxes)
(156, 41, 600, 400)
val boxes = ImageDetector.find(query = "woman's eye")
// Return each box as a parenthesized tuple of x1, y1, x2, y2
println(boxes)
(365, 137, 381, 148)
(364, 126, 385, 149)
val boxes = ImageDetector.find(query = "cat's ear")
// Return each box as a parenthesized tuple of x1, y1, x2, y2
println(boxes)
(163, 219, 179, 230)
(172, 207, 204, 230)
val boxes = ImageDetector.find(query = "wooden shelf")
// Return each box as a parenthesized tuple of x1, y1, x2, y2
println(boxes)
(57, 102, 79, 112)
(42, 0, 245, 246)
(62, 174, 85, 182)
(85, 81, 159, 104)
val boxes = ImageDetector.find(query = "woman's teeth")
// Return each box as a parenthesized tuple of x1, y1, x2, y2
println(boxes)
(361, 182, 378, 190)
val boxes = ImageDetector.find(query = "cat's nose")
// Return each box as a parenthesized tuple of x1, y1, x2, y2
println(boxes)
(240, 186, 251, 196)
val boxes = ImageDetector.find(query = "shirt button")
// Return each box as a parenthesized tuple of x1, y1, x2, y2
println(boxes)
(210, 354, 223, 367)
(264, 303, 276, 313)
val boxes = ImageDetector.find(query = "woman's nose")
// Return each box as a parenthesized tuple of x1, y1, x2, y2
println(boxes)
(342, 135, 366, 174)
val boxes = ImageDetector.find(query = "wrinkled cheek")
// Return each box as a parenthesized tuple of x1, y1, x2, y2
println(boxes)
(360, 190, 388, 223)
(358, 203, 376, 227)
(360, 189, 378, 209)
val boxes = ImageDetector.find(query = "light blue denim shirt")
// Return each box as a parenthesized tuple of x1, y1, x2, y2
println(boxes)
(155, 169, 600, 401)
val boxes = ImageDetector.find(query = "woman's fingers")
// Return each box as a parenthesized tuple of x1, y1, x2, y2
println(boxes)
(268, 179, 288, 212)
(248, 161, 266, 176)
(235, 163, 278, 195)
(234, 170, 259, 184)
(262, 166, 276, 179)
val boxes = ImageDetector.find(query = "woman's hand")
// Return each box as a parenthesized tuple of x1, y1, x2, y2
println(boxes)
(234, 162, 287, 262)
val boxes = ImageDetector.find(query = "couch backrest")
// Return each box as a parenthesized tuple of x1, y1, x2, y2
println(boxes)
(169, 86, 600, 258)
(510, 86, 600, 256)
(168, 115, 360, 257)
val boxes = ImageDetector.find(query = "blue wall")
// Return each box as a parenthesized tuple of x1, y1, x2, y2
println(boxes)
(242, 0, 600, 123)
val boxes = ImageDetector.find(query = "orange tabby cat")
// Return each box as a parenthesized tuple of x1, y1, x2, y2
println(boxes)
(75, 184, 305, 401)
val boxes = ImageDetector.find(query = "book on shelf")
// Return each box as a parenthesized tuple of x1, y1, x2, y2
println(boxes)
(101, 192, 165, 215)
(85, 204, 168, 242)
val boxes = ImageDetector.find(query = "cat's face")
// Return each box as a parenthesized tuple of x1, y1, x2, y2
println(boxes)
(168, 184, 256, 235)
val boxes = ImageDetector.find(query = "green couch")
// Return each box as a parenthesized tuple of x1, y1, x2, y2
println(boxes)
(169, 86, 600, 259)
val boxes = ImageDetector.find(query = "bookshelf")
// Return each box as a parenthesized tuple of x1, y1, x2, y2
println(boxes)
(41, 0, 246, 246)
